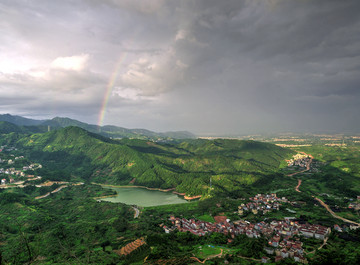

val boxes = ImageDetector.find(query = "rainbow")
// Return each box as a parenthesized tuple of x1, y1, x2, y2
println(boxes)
(97, 54, 127, 128)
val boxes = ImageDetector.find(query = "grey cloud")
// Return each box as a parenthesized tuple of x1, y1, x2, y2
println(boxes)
(0, 0, 360, 134)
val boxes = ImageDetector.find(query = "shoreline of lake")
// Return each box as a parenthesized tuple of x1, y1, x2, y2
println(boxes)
(93, 183, 202, 201)
(94, 185, 189, 207)
(93, 194, 117, 200)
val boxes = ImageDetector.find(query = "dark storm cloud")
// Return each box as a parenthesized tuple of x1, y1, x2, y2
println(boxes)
(0, 0, 359, 133)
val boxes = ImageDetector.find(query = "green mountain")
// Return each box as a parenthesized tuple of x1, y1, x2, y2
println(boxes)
(0, 113, 45, 126)
(0, 121, 26, 134)
(3, 125, 294, 196)
(0, 114, 196, 140)
(0, 121, 49, 135)
(43, 116, 196, 139)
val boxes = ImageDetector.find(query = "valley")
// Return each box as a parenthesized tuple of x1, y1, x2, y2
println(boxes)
(0, 121, 360, 264)
(1, 1, 359, 264)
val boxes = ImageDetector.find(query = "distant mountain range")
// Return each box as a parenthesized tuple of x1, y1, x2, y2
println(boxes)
(0, 114, 195, 140)
(0, 113, 45, 126)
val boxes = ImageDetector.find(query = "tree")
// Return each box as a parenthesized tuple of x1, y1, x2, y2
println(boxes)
(209, 232, 227, 245)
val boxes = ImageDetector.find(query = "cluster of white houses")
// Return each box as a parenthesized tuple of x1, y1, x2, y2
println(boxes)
(164, 216, 330, 263)
(0, 154, 42, 186)
(0, 168, 26, 177)
(286, 155, 311, 168)
(0, 155, 42, 177)
(238, 193, 287, 215)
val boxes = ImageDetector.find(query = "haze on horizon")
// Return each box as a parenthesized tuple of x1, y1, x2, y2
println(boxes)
(0, 0, 359, 136)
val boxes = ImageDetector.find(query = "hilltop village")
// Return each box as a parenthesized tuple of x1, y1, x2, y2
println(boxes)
(287, 154, 311, 168)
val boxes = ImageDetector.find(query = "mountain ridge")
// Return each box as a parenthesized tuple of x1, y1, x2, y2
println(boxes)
(0, 113, 196, 140)
(0, 113, 45, 126)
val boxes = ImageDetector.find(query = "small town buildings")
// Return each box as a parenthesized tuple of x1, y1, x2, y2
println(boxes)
(238, 193, 289, 216)
(280, 249, 289, 258)
(166, 215, 318, 263)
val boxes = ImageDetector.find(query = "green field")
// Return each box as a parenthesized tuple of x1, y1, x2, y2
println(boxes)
(197, 214, 215, 223)
(194, 245, 222, 259)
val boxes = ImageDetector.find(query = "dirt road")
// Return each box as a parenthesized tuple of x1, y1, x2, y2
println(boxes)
(288, 152, 313, 192)
(35, 185, 68, 200)
(314, 197, 360, 227)
(295, 179, 302, 193)
(132, 206, 140, 218)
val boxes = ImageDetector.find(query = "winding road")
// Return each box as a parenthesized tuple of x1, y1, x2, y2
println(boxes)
(35, 183, 84, 200)
(313, 197, 360, 227)
(35, 185, 68, 200)
(287, 152, 313, 192)
(132, 206, 140, 218)
(295, 179, 302, 193)
(288, 153, 360, 227)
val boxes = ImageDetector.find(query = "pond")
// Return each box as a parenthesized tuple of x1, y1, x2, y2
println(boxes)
(100, 186, 189, 207)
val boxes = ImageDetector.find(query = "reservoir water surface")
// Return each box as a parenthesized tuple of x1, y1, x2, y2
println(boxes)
(100, 187, 188, 207)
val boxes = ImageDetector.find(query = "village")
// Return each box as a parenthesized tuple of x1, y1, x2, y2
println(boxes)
(0, 145, 43, 186)
(0, 162, 43, 185)
(163, 193, 334, 264)
(238, 193, 287, 216)
(0, 145, 81, 197)
(286, 153, 312, 169)
(164, 215, 330, 263)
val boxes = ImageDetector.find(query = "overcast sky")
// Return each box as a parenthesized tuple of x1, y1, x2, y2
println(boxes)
(1, 0, 359, 135)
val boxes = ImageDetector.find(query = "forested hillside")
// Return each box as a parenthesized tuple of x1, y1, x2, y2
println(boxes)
(0, 184, 132, 264)
(0, 125, 294, 196)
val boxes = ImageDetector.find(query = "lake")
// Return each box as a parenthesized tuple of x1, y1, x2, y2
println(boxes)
(100, 187, 189, 207)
